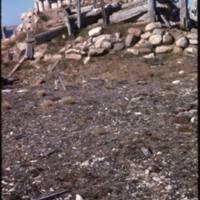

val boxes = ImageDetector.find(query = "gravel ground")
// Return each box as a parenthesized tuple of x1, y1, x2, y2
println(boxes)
(2, 51, 198, 200)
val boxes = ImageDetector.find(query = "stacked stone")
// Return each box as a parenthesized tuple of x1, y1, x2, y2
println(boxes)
(60, 23, 198, 64)
(126, 22, 198, 57)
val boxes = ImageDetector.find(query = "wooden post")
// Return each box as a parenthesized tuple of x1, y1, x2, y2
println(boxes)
(148, 0, 156, 22)
(77, 0, 81, 28)
(100, 0, 107, 27)
(64, 9, 72, 36)
(180, 0, 189, 29)
(25, 30, 34, 60)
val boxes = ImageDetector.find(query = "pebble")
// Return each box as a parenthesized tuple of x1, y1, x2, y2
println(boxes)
(190, 116, 196, 124)
(76, 194, 84, 200)
(83, 56, 91, 64)
(178, 70, 184, 75)
(165, 185, 172, 191)
(17, 89, 28, 93)
(172, 80, 180, 85)
(141, 147, 153, 157)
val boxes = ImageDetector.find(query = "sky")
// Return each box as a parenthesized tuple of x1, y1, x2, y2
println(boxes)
(2, 0, 194, 26)
(2, 0, 33, 26)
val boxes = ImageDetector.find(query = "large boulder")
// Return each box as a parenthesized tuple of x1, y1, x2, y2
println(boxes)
(93, 34, 111, 43)
(162, 32, 174, 45)
(113, 42, 125, 51)
(141, 32, 151, 40)
(187, 32, 197, 40)
(149, 34, 162, 45)
(184, 46, 197, 54)
(152, 28, 165, 36)
(88, 26, 103, 37)
(101, 40, 112, 50)
(125, 34, 138, 47)
(145, 22, 162, 32)
(189, 39, 198, 45)
(155, 45, 173, 54)
(175, 37, 189, 48)
(173, 46, 183, 54)
(94, 34, 112, 48)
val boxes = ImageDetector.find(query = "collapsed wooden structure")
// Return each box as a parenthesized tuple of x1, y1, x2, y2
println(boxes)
(12, 0, 197, 63)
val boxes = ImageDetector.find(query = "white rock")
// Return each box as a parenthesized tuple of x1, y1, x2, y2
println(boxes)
(189, 39, 198, 45)
(76, 194, 84, 200)
(172, 80, 180, 85)
(101, 40, 112, 50)
(187, 33, 197, 40)
(141, 32, 151, 40)
(88, 47, 105, 56)
(65, 53, 82, 60)
(178, 70, 184, 75)
(93, 34, 111, 48)
(184, 46, 197, 54)
(162, 32, 174, 45)
(149, 34, 162, 45)
(83, 56, 91, 64)
(152, 28, 164, 35)
(125, 34, 134, 47)
(175, 37, 189, 48)
(52, 54, 62, 60)
(127, 48, 139, 55)
(145, 22, 162, 32)
(34, 51, 44, 60)
(88, 26, 103, 37)
(143, 53, 155, 59)
(93, 34, 111, 43)
(155, 45, 173, 54)
(16, 42, 26, 51)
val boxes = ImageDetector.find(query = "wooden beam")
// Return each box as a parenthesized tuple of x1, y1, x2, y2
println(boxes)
(77, 0, 81, 28)
(100, 0, 108, 27)
(180, 0, 189, 29)
(148, 0, 156, 22)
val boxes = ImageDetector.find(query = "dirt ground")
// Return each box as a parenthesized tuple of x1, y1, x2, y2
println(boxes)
(2, 49, 198, 200)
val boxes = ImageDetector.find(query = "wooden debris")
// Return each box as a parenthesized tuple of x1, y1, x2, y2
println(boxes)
(109, 5, 148, 24)
(48, 60, 60, 72)
(7, 56, 26, 78)
(58, 75, 66, 91)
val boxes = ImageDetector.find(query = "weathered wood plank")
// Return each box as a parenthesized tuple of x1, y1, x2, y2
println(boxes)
(109, 5, 148, 24)
(148, 0, 156, 22)
(77, 0, 82, 28)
